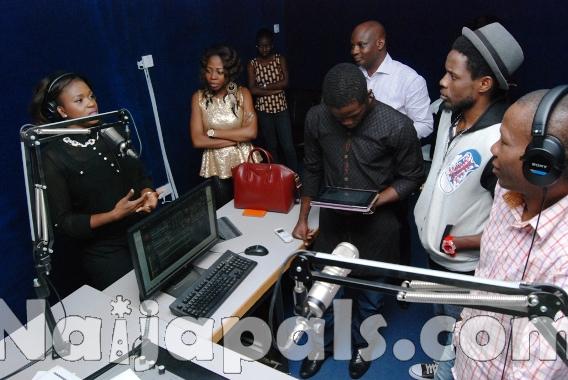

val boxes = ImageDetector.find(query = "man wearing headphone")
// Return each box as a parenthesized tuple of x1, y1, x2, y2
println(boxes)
(449, 87, 568, 379)
(411, 22, 524, 380)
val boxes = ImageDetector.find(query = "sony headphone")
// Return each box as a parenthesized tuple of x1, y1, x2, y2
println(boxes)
(42, 72, 76, 122)
(522, 85, 568, 187)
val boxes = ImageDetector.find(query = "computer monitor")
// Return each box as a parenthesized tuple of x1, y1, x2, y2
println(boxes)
(128, 180, 218, 300)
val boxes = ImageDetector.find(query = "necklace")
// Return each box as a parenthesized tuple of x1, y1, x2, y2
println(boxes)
(449, 114, 474, 140)
(63, 136, 96, 148)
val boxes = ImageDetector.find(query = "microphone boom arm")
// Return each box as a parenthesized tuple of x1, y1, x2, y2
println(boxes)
(290, 250, 568, 365)
(20, 109, 133, 144)
(19, 108, 136, 359)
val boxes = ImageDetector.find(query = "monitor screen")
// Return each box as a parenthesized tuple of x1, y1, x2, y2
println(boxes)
(128, 180, 218, 299)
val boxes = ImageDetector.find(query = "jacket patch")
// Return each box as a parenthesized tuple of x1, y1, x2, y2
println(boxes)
(439, 149, 481, 193)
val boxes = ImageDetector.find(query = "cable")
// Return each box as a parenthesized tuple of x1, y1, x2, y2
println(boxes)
(1, 275, 71, 379)
(46, 275, 67, 331)
(500, 188, 547, 380)
(268, 251, 301, 351)
(520, 187, 547, 280)
(127, 111, 143, 159)
(0, 348, 53, 380)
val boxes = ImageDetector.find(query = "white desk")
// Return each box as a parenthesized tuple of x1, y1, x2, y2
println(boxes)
(0, 285, 296, 380)
(2, 202, 318, 379)
(104, 201, 319, 342)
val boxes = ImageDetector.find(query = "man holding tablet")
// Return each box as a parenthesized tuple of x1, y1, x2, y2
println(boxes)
(292, 63, 423, 378)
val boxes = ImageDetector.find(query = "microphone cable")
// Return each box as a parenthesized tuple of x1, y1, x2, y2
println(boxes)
(268, 251, 303, 352)
(0, 276, 68, 380)
(499, 187, 547, 380)
(126, 110, 143, 159)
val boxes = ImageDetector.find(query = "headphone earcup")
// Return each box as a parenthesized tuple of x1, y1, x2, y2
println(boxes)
(41, 72, 76, 123)
(523, 85, 568, 187)
(43, 100, 61, 122)
(522, 135, 565, 187)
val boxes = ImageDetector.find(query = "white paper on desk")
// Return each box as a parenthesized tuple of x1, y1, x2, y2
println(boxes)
(32, 365, 81, 380)
(110, 368, 143, 380)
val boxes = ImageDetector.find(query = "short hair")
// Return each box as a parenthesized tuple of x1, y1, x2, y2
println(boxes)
(452, 36, 504, 99)
(29, 72, 92, 124)
(322, 63, 368, 108)
(200, 45, 242, 87)
(256, 28, 274, 43)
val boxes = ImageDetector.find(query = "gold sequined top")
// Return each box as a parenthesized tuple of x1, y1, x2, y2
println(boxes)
(198, 88, 257, 179)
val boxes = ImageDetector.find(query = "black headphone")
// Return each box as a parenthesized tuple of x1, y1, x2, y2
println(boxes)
(42, 72, 76, 122)
(522, 85, 568, 187)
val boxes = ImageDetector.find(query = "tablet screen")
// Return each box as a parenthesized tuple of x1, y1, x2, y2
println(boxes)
(315, 186, 378, 207)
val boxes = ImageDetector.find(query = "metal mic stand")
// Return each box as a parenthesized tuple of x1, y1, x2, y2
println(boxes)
(289, 250, 568, 366)
(19, 110, 132, 359)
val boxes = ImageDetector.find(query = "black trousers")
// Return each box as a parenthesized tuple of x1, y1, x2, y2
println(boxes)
(211, 176, 234, 210)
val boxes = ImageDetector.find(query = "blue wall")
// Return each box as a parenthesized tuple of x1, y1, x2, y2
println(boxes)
(284, 0, 568, 100)
(3, 0, 568, 321)
(1, 0, 285, 319)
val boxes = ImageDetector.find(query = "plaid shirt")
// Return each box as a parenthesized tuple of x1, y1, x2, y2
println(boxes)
(452, 184, 568, 379)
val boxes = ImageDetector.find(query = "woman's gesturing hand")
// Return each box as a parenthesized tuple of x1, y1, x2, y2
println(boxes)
(112, 189, 146, 220)
(136, 190, 159, 214)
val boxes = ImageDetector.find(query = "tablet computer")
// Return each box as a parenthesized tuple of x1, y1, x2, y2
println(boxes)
(310, 186, 379, 213)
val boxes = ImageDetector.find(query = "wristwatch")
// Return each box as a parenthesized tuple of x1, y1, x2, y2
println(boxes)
(207, 129, 215, 138)
(442, 235, 457, 256)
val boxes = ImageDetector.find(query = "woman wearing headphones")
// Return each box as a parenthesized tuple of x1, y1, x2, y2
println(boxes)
(29, 72, 158, 291)
(189, 45, 259, 208)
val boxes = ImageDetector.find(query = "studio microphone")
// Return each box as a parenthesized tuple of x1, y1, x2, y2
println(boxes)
(304, 242, 359, 318)
(100, 127, 138, 159)
(279, 242, 359, 352)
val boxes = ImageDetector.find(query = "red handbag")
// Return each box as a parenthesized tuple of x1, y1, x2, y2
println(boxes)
(232, 147, 298, 213)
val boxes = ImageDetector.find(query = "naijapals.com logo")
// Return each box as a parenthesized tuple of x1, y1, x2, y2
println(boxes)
(1, 297, 566, 374)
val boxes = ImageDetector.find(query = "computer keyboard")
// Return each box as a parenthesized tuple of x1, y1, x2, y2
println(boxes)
(169, 250, 257, 319)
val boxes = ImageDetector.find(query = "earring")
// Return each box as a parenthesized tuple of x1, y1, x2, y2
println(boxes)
(225, 81, 239, 116)
(227, 81, 237, 95)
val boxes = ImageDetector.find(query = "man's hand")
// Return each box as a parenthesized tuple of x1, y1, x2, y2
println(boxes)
(292, 220, 316, 246)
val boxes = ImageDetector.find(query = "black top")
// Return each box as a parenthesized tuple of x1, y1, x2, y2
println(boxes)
(302, 100, 424, 199)
(303, 100, 424, 264)
(42, 131, 152, 246)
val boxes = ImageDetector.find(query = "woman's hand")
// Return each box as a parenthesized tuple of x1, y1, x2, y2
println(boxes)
(90, 189, 150, 229)
(210, 88, 258, 142)
(136, 190, 159, 214)
(111, 189, 146, 220)
(189, 92, 241, 149)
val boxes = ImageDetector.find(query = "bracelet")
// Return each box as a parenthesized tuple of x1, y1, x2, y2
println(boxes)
(442, 235, 457, 256)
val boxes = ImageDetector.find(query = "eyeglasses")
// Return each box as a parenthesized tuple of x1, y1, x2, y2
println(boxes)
(256, 44, 272, 48)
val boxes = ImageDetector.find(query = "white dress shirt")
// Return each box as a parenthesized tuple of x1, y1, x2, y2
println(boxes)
(360, 53, 433, 139)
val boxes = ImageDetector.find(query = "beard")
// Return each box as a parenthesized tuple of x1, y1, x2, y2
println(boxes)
(441, 96, 475, 113)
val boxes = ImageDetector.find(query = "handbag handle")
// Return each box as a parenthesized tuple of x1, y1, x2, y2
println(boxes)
(247, 147, 273, 164)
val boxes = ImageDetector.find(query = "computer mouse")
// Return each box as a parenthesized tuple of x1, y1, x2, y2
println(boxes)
(244, 245, 269, 256)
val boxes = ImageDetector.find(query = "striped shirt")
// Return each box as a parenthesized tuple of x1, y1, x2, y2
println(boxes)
(452, 184, 568, 379)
